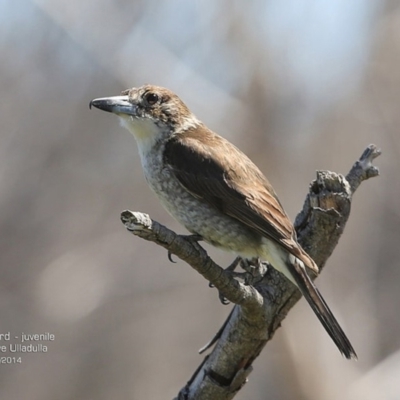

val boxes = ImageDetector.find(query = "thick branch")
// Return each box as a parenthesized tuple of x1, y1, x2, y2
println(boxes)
(120, 144, 380, 400)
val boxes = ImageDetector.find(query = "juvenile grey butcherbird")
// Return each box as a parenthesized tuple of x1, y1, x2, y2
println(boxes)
(90, 84, 356, 359)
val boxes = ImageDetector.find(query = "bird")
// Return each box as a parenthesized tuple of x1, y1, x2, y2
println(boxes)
(90, 84, 357, 359)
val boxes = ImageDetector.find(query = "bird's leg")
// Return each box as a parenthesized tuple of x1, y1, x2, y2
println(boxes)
(216, 256, 243, 278)
(240, 257, 268, 286)
(226, 256, 243, 273)
(218, 257, 268, 286)
(210, 256, 243, 304)
(213, 257, 269, 304)
(168, 234, 203, 262)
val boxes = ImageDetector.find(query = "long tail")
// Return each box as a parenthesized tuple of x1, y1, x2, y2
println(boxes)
(286, 258, 357, 360)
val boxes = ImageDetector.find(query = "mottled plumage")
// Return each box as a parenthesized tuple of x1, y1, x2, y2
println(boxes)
(90, 84, 356, 359)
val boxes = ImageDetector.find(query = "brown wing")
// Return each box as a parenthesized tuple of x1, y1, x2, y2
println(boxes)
(163, 127, 315, 270)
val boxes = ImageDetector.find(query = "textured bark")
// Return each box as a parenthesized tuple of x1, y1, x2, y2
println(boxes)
(120, 144, 380, 400)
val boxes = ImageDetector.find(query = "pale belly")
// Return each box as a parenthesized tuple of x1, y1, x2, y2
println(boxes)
(143, 162, 262, 256)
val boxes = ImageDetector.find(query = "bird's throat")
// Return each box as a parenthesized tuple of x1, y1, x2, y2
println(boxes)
(118, 115, 161, 157)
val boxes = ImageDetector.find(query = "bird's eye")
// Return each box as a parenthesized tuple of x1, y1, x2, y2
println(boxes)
(144, 92, 159, 106)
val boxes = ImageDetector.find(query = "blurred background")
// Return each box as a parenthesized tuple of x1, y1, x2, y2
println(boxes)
(0, 0, 399, 399)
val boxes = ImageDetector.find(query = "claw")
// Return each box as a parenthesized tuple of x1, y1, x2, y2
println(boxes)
(219, 293, 230, 305)
(167, 234, 203, 263)
(168, 251, 177, 263)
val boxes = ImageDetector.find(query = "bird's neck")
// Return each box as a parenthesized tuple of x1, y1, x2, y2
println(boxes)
(174, 114, 201, 134)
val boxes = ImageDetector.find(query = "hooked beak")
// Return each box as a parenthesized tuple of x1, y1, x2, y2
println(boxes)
(90, 96, 137, 116)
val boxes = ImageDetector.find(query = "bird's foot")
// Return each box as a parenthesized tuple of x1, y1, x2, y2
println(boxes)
(167, 234, 203, 262)
(213, 257, 268, 304)
(240, 257, 268, 286)
(220, 257, 268, 284)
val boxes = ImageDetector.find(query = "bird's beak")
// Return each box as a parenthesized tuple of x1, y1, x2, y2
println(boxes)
(90, 96, 137, 116)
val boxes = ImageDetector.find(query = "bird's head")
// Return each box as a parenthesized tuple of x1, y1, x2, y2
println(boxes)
(90, 85, 200, 151)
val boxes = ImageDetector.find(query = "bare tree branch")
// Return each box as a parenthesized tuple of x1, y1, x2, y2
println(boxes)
(120, 144, 380, 400)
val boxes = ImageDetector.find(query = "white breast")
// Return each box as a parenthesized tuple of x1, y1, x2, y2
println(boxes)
(118, 115, 161, 162)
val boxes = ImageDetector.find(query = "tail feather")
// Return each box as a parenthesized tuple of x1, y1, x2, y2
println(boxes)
(286, 259, 357, 360)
